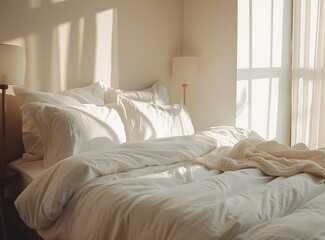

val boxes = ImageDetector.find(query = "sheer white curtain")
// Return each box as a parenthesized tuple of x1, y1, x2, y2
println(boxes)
(291, 0, 325, 149)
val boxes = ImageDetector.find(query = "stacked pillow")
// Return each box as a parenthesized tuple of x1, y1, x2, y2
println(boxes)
(105, 82, 169, 105)
(21, 103, 125, 167)
(14, 81, 194, 167)
(14, 81, 110, 164)
(116, 97, 194, 141)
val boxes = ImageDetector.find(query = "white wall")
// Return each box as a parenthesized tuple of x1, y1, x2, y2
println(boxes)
(182, 0, 238, 130)
(0, 0, 183, 93)
(118, 1, 183, 95)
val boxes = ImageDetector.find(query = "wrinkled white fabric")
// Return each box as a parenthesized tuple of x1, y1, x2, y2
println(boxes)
(16, 127, 325, 240)
(196, 138, 325, 178)
(15, 135, 215, 229)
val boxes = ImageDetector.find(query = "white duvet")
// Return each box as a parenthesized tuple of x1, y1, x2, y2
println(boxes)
(15, 127, 325, 240)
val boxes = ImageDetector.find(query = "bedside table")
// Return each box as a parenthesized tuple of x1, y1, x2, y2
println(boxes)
(0, 168, 18, 240)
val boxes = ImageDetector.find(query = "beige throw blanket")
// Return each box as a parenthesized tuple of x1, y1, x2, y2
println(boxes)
(195, 138, 325, 178)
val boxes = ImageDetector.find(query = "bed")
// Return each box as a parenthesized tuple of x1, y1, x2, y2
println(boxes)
(6, 81, 325, 240)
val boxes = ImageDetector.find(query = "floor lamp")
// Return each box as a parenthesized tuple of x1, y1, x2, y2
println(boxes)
(172, 57, 198, 105)
(0, 44, 24, 240)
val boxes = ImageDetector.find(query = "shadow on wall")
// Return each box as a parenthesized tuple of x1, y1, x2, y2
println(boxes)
(0, 0, 118, 91)
(236, 0, 292, 144)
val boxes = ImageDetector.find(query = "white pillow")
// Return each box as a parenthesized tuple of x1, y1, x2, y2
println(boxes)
(105, 82, 169, 105)
(117, 97, 194, 141)
(62, 80, 108, 105)
(21, 103, 126, 167)
(13, 81, 108, 161)
(14, 80, 108, 106)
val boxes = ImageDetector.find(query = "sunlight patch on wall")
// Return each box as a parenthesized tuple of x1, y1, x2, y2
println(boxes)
(11, 2, 115, 91)
(78, 18, 85, 77)
(57, 22, 71, 90)
(4, 38, 25, 47)
(95, 9, 113, 85)
(36, 8, 114, 90)
(51, 0, 68, 3)
(28, 0, 42, 8)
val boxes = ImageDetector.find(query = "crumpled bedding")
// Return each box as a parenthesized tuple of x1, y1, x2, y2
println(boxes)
(14, 127, 325, 240)
(195, 138, 325, 178)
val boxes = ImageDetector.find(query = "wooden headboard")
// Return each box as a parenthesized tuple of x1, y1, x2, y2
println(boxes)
(4, 93, 24, 163)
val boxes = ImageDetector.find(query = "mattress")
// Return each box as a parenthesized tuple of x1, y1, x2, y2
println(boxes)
(7, 159, 45, 198)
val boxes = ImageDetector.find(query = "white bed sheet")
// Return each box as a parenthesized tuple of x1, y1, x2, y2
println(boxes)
(7, 159, 45, 198)
(14, 127, 325, 240)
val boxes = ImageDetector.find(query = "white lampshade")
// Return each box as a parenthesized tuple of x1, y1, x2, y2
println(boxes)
(172, 57, 198, 85)
(0, 44, 24, 86)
